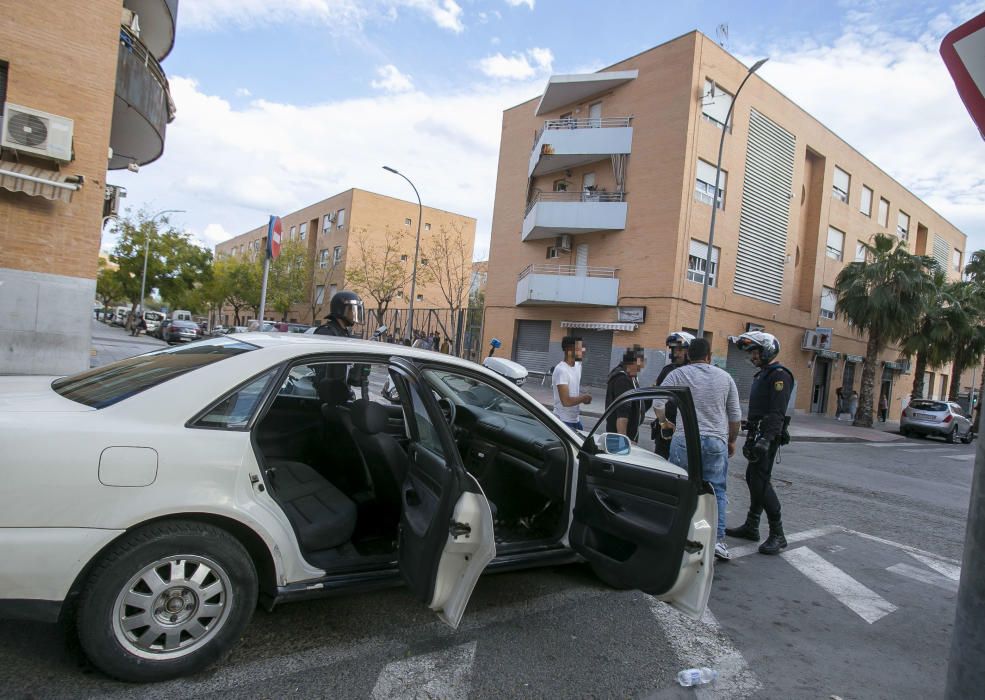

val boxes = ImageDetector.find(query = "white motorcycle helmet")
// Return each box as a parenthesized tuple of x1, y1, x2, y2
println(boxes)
(728, 331, 781, 363)
(666, 331, 696, 349)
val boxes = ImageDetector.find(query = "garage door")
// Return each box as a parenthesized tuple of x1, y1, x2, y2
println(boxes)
(726, 339, 758, 402)
(513, 320, 552, 374)
(576, 329, 614, 387)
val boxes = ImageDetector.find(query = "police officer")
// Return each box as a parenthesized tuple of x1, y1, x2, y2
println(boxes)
(724, 331, 795, 555)
(651, 331, 695, 458)
(314, 290, 364, 337)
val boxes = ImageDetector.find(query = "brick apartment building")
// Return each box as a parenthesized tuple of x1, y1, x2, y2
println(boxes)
(215, 188, 477, 341)
(0, 0, 178, 374)
(482, 31, 969, 420)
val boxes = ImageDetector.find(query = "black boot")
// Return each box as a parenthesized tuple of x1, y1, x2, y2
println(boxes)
(725, 513, 761, 541)
(758, 521, 787, 555)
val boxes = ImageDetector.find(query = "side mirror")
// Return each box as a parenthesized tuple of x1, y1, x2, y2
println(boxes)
(594, 432, 631, 456)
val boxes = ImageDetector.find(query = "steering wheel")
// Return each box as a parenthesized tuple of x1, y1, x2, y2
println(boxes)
(436, 396, 457, 426)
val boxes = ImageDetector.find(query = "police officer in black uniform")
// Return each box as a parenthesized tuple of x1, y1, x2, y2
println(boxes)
(650, 331, 695, 458)
(314, 290, 364, 337)
(724, 331, 795, 555)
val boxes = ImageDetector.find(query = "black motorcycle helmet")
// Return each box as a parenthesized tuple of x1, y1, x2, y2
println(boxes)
(326, 290, 364, 327)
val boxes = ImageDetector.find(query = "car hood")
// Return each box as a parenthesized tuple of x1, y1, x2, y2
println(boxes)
(0, 375, 95, 412)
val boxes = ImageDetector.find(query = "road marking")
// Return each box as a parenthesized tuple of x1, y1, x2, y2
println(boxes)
(887, 563, 959, 593)
(908, 552, 962, 581)
(371, 641, 477, 700)
(843, 529, 962, 565)
(781, 546, 897, 624)
(647, 599, 762, 699)
(729, 525, 841, 559)
(946, 454, 976, 461)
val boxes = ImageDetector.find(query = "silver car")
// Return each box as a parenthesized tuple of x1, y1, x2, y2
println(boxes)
(900, 399, 975, 443)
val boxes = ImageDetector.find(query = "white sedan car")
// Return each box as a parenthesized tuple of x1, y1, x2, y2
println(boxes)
(0, 334, 715, 682)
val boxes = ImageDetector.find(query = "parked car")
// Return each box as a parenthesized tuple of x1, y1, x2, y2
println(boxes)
(0, 334, 714, 682)
(142, 310, 165, 335)
(162, 319, 203, 344)
(152, 318, 172, 340)
(900, 399, 975, 443)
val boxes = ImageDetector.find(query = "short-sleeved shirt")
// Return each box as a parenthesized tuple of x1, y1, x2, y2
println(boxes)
(552, 361, 582, 423)
(663, 362, 741, 444)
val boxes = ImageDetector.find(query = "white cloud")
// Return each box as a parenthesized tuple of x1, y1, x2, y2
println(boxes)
(234, 87, 252, 97)
(107, 75, 545, 260)
(180, 0, 464, 33)
(504, 0, 534, 8)
(371, 64, 414, 93)
(478, 47, 553, 80)
(744, 5, 985, 253)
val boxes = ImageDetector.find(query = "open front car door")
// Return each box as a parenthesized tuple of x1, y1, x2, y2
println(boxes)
(568, 386, 715, 619)
(389, 358, 496, 628)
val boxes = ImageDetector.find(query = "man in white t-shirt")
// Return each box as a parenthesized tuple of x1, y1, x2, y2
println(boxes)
(552, 335, 592, 430)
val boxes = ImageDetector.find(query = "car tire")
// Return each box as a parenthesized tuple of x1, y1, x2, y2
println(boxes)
(76, 520, 258, 683)
(946, 427, 957, 444)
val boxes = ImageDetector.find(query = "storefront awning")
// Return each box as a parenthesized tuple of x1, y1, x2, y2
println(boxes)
(0, 160, 79, 203)
(561, 320, 637, 332)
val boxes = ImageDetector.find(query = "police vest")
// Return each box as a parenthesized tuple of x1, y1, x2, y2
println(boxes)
(752, 363, 797, 417)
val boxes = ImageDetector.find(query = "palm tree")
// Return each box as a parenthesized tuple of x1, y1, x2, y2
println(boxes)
(944, 280, 985, 402)
(962, 250, 985, 426)
(901, 268, 954, 400)
(835, 234, 936, 428)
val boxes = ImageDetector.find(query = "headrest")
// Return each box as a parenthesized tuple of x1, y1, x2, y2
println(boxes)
(351, 399, 387, 435)
(317, 378, 350, 406)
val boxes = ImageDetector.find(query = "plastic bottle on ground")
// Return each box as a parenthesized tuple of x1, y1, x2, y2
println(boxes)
(677, 667, 718, 687)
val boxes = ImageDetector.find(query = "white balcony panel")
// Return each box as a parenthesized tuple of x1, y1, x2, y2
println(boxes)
(535, 71, 638, 115)
(522, 199, 628, 241)
(529, 125, 633, 177)
(516, 273, 619, 306)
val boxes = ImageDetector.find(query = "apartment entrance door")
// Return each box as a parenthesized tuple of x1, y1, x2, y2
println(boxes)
(811, 358, 830, 414)
(575, 243, 589, 276)
(588, 101, 602, 127)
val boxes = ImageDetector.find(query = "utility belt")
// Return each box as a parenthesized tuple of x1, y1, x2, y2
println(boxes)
(744, 416, 792, 446)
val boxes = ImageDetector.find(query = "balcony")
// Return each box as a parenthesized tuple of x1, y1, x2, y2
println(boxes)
(522, 191, 628, 241)
(529, 117, 633, 178)
(535, 70, 638, 116)
(516, 264, 619, 306)
(109, 25, 176, 170)
(123, 0, 178, 60)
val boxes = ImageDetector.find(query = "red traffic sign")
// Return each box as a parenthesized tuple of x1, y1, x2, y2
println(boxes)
(941, 10, 985, 139)
(267, 216, 282, 260)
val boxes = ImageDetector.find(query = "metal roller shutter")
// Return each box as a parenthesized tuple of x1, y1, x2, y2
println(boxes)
(513, 320, 551, 373)
(577, 329, 614, 387)
(726, 340, 758, 402)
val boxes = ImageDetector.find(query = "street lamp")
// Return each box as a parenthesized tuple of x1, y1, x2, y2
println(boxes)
(138, 209, 185, 318)
(383, 165, 423, 342)
(696, 58, 768, 338)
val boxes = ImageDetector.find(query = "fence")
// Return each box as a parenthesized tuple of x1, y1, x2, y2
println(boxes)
(361, 305, 486, 362)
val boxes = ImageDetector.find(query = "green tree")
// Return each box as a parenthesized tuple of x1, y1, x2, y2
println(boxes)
(267, 240, 311, 321)
(215, 257, 262, 326)
(95, 258, 125, 311)
(901, 268, 956, 400)
(962, 250, 985, 425)
(345, 227, 414, 329)
(418, 223, 473, 352)
(834, 233, 936, 427)
(943, 281, 985, 402)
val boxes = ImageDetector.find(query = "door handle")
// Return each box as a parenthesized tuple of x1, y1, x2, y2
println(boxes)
(404, 488, 421, 507)
(599, 463, 615, 474)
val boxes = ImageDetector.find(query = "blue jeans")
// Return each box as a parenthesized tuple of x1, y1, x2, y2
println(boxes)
(669, 434, 728, 542)
(562, 419, 584, 431)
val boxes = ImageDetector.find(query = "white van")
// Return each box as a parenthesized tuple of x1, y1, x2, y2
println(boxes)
(112, 306, 130, 326)
(171, 310, 192, 322)
(142, 310, 165, 333)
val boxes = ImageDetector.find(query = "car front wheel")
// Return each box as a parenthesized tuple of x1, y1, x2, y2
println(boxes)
(77, 521, 258, 682)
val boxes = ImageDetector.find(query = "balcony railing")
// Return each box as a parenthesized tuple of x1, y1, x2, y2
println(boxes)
(119, 25, 176, 120)
(525, 190, 627, 217)
(518, 264, 618, 280)
(533, 116, 633, 150)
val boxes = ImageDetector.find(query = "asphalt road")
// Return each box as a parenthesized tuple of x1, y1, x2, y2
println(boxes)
(3, 328, 977, 698)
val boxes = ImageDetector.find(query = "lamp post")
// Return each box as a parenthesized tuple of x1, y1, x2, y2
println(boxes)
(383, 166, 423, 342)
(696, 58, 768, 338)
(138, 209, 185, 318)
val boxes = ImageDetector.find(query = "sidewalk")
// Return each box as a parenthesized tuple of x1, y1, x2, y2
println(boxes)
(90, 318, 167, 368)
(521, 380, 903, 443)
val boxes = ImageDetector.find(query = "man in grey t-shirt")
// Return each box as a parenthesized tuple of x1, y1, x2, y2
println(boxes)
(663, 337, 741, 561)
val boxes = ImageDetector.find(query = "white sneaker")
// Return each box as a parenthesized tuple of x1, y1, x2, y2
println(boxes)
(714, 542, 732, 561)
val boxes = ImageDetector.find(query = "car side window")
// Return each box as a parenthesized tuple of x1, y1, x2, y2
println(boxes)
(194, 368, 278, 429)
(407, 385, 444, 454)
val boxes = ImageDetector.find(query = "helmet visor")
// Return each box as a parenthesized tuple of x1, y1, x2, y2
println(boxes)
(343, 300, 364, 326)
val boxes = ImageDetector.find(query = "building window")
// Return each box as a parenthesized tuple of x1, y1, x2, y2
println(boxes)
(826, 226, 845, 261)
(424, 223, 431, 231)
(546, 246, 560, 260)
(337, 209, 346, 229)
(405, 217, 412, 227)
(323, 215, 332, 232)
(860, 185, 873, 217)
(333, 245, 342, 263)
(953, 248, 962, 272)
(832, 167, 850, 203)
(686, 239, 720, 287)
(820, 286, 837, 320)
(400, 254, 408, 262)
(299, 222, 307, 241)
(702, 79, 733, 128)
(855, 241, 868, 263)
(318, 249, 329, 268)
(416, 293, 423, 301)
(896, 211, 909, 241)
(695, 159, 726, 208)
(315, 285, 325, 304)
(396, 290, 403, 298)
(289, 226, 296, 240)
(878, 198, 889, 227)
(553, 179, 568, 192)
(0, 62, 8, 111)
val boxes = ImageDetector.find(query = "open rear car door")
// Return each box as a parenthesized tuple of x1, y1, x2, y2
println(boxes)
(389, 358, 496, 628)
(568, 386, 715, 618)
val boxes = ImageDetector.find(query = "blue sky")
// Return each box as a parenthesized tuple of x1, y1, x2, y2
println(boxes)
(107, 0, 985, 258)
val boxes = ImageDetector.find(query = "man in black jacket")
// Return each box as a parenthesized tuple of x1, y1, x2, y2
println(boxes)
(650, 331, 695, 457)
(605, 345, 647, 441)
(314, 290, 363, 337)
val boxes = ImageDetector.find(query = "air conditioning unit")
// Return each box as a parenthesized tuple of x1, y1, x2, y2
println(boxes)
(1, 103, 74, 163)
(802, 330, 822, 351)
(103, 184, 126, 218)
(556, 234, 572, 252)
(325, 212, 336, 223)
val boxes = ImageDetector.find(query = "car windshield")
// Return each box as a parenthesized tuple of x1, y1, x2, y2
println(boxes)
(172, 320, 197, 329)
(51, 338, 258, 408)
(909, 400, 947, 411)
(145, 311, 164, 321)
